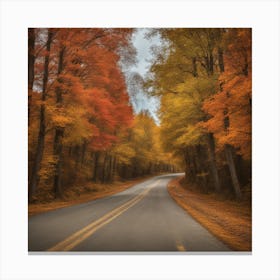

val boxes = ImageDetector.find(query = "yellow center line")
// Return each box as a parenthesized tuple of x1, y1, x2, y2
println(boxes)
(176, 241, 186, 252)
(48, 180, 160, 251)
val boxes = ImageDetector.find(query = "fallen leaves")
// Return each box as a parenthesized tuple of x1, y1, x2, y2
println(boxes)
(168, 177, 252, 251)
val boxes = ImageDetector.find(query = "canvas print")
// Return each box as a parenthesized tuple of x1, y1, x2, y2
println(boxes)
(28, 28, 252, 252)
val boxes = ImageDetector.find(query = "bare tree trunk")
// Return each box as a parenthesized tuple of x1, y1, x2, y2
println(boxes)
(29, 29, 53, 202)
(53, 46, 65, 199)
(28, 28, 35, 127)
(207, 133, 221, 192)
(225, 144, 242, 199)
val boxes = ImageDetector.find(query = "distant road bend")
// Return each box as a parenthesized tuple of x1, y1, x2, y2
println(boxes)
(29, 174, 229, 252)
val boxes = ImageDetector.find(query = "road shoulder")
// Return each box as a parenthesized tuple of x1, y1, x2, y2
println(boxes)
(167, 177, 252, 251)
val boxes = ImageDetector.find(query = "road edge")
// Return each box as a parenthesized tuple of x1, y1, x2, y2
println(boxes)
(167, 176, 252, 251)
(29, 175, 159, 217)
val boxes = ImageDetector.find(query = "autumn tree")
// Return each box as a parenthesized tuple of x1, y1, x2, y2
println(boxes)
(202, 29, 252, 198)
(146, 28, 251, 198)
(28, 28, 36, 126)
(28, 28, 178, 202)
(29, 28, 134, 199)
(146, 29, 222, 191)
(29, 28, 54, 201)
(114, 111, 177, 179)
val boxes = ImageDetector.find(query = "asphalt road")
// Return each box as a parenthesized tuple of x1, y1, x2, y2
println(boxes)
(28, 174, 230, 252)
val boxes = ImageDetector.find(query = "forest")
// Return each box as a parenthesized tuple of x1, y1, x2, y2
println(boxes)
(28, 28, 251, 204)
(146, 28, 251, 200)
(28, 28, 178, 203)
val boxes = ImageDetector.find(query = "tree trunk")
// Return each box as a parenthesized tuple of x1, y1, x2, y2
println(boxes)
(29, 29, 53, 202)
(108, 156, 114, 182)
(195, 144, 207, 190)
(74, 145, 80, 168)
(225, 144, 242, 199)
(184, 148, 192, 179)
(204, 55, 210, 75)
(104, 155, 110, 183)
(193, 145, 202, 181)
(219, 45, 241, 199)
(68, 145, 72, 157)
(209, 52, 214, 75)
(243, 54, 249, 76)
(218, 47, 224, 72)
(192, 57, 198, 77)
(112, 157, 117, 181)
(102, 153, 108, 183)
(80, 141, 87, 166)
(53, 46, 65, 199)
(107, 156, 112, 182)
(53, 129, 64, 198)
(121, 163, 126, 179)
(207, 133, 221, 192)
(92, 152, 100, 182)
(28, 28, 35, 127)
(185, 146, 197, 182)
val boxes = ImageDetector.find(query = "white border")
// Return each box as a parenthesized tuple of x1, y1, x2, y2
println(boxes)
(1, 0, 279, 279)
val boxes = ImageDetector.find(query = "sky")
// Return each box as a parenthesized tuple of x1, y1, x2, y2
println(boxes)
(125, 28, 161, 123)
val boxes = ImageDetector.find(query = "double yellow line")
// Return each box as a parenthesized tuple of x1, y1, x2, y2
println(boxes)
(48, 180, 160, 251)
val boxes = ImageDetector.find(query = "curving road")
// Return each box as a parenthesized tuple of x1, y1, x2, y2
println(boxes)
(28, 174, 229, 252)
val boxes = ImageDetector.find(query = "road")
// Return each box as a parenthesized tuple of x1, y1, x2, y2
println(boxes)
(28, 174, 229, 252)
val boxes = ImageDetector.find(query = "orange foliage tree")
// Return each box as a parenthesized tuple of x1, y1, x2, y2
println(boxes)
(28, 28, 177, 202)
(202, 29, 252, 159)
(28, 28, 135, 200)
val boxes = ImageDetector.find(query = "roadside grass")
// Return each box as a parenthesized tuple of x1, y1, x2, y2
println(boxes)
(29, 176, 155, 217)
(168, 177, 252, 251)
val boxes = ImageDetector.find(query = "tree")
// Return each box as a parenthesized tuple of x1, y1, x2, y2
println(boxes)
(51, 29, 135, 196)
(202, 29, 252, 198)
(29, 28, 53, 201)
(28, 28, 36, 126)
(146, 28, 251, 198)
(29, 28, 154, 200)
(146, 28, 223, 192)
